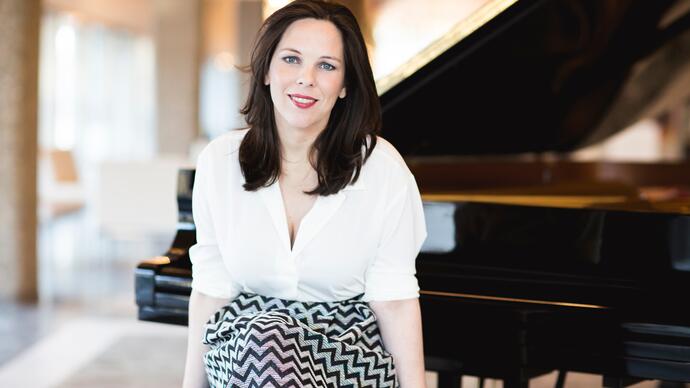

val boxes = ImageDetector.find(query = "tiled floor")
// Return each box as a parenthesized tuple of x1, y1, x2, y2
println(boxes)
(0, 208, 175, 387)
(0, 209, 682, 387)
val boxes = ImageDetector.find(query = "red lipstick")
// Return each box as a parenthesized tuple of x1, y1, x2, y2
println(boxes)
(289, 94, 318, 109)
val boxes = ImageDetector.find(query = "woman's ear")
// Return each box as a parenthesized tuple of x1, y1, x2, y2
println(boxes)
(339, 87, 346, 99)
(264, 76, 270, 86)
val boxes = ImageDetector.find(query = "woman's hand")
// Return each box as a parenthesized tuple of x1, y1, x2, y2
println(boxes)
(369, 298, 427, 388)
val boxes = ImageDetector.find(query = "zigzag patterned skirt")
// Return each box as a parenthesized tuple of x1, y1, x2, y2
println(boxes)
(202, 292, 398, 388)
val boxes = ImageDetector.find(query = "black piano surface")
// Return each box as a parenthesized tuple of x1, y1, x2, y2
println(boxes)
(136, 0, 690, 386)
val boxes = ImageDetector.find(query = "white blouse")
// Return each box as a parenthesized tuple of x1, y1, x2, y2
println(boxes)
(189, 128, 427, 302)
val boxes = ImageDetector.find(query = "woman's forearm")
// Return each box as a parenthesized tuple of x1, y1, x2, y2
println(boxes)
(369, 298, 427, 388)
(182, 289, 231, 388)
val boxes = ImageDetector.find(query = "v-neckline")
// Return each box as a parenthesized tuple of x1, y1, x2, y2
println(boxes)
(276, 179, 319, 252)
(258, 178, 347, 259)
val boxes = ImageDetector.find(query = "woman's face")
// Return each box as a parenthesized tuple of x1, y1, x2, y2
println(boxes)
(265, 18, 347, 136)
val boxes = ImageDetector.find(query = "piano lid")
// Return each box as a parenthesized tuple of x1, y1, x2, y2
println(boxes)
(378, 0, 690, 156)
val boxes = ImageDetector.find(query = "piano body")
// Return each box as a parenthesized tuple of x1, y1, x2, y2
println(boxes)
(136, 0, 690, 386)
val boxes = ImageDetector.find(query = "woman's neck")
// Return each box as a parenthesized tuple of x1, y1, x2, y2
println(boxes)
(277, 125, 322, 167)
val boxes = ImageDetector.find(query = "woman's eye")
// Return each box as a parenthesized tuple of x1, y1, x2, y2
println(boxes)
(319, 62, 336, 71)
(282, 56, 299, 64)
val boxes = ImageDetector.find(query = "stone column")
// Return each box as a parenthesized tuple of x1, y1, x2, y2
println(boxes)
(236, 0, 264, 104)
(0, 0, 41, 301)
(154, 0, 203, 155)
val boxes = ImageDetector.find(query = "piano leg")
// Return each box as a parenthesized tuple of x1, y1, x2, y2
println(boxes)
(502, 374, 529, 388)
(555, 370, 567, 388)
(425, 356, 463, 388)
(437, 371, 462, 388)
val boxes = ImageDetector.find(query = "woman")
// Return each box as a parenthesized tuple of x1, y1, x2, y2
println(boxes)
(182, 1, 427, 387)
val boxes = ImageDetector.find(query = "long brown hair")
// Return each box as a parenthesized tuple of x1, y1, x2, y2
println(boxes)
(238, 0, 380, 196)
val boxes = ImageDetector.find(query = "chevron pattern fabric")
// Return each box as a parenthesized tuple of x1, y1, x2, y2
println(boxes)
(202, 292, 398, 388)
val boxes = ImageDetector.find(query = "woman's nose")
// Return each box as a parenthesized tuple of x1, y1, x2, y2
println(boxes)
(296, 67, 315, 86)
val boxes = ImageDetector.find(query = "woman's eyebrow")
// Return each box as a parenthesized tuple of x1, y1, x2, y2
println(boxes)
(280, 47, 342, 63)
(321, 55, 342, 63)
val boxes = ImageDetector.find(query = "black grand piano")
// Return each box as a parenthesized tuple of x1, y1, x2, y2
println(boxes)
(136, 0, 690, 386)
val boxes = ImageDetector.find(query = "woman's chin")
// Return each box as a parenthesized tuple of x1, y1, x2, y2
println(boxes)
(283, 119, 323, 133)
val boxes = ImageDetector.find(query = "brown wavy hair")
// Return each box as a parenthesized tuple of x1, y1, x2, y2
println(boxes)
(238, 0, 380, 196)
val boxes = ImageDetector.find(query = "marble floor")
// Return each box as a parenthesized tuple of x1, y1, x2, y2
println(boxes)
(0, 209, 682, 387)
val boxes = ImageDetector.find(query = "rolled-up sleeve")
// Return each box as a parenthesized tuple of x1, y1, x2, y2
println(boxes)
(363, 174, 427, 301)
(189, 150, 239, 299)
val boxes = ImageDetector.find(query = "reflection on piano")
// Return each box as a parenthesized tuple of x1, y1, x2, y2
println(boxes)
(136, 0, 690, 386)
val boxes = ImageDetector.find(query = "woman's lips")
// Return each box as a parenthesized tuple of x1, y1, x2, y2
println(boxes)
(289, 94, 317, 109)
